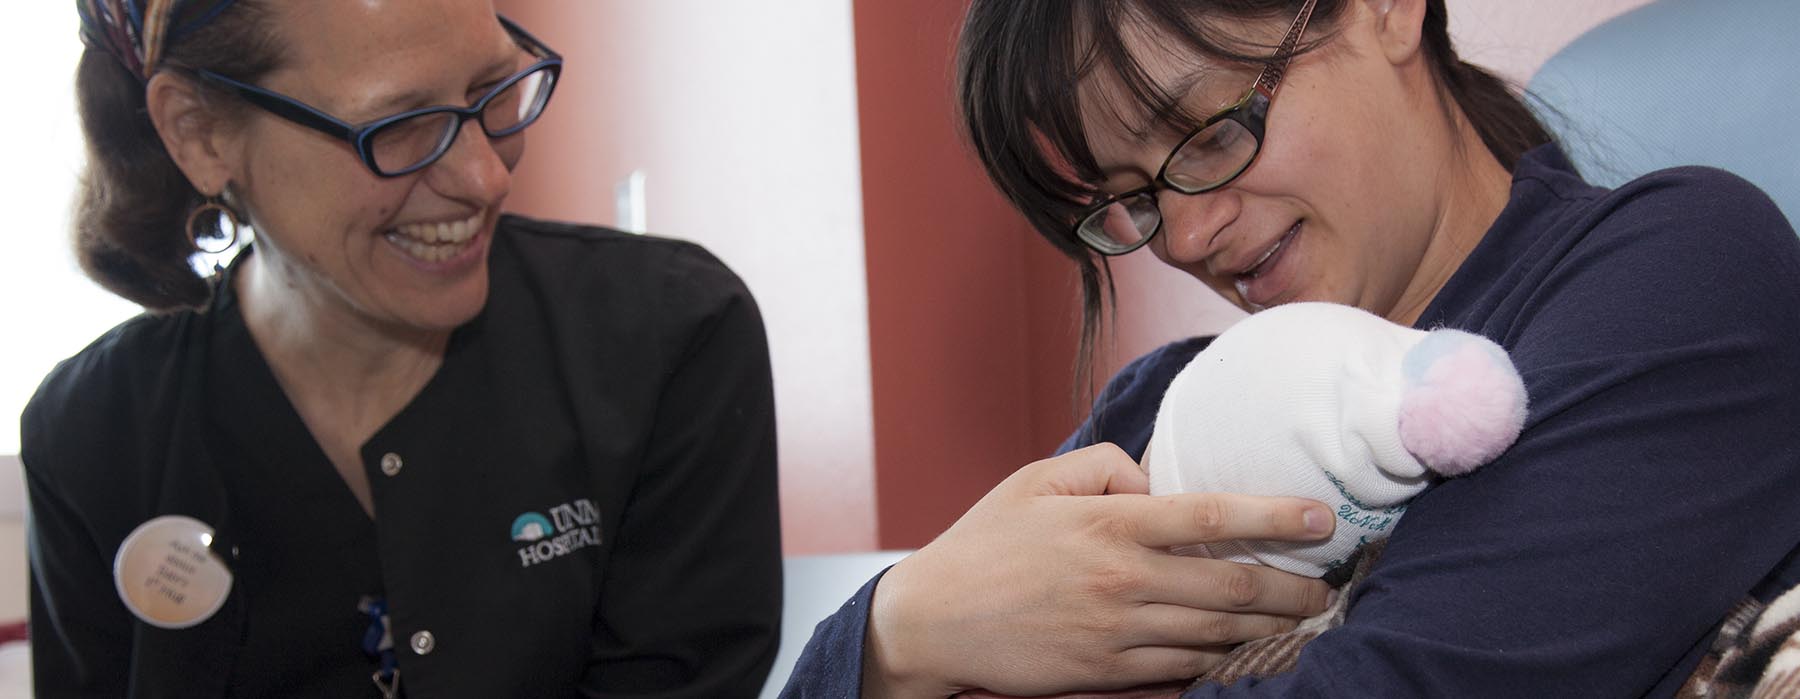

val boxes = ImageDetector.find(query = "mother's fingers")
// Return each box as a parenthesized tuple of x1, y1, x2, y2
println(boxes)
(1108, 645, 1233, 688)
(958, 682, 1190, 699)
(1117, 603, 1302, 647)
(1016, 443, 1151, 497)
(1136, 553, 1333, 618)
(1107, 491, 1334, 549)
(956, 647, 1224, 696)
(1104, 455, 1152, 496)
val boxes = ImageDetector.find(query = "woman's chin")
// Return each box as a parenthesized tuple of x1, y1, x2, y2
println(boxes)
(366, 278, 490, 337)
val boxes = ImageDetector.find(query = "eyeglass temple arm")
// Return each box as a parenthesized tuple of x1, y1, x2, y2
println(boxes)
(196, 70, 358, 141)
(498, 14, 561, 60)
(1252, 0, 1320, 99)
(193, 16, 555, 149)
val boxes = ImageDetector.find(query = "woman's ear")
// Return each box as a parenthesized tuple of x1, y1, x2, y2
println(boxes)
(1362, 0, 1428, 66)
(145, 72, 240, 196)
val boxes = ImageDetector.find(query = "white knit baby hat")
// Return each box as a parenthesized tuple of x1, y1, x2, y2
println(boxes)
(1144, 302, 1528, 577)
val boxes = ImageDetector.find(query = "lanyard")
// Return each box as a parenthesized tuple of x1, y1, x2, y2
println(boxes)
(360, 596, 402, 699)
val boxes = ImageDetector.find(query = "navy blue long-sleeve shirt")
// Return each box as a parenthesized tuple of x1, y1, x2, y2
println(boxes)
(781, 145, 1800, 698)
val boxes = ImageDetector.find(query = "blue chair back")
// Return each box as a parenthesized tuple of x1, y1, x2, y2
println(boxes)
(1528, 0, 1799, 225)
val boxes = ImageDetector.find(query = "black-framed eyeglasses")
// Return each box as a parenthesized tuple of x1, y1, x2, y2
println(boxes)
(190, 15, 563, 177)
(1072, 0, 1318, 256)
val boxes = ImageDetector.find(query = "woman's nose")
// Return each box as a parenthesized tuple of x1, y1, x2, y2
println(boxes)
(426, 118, 513, 204)
(1154, 187, 1239, 265)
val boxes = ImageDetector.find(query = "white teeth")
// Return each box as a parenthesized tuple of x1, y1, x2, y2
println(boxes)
(393, 213, 481, 244)
(1247, 238, 1283, 276)
(1242, 223, 1301, 279)
(387, 212, 484, 263)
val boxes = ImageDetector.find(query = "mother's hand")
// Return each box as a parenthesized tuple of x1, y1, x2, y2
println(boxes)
(862, 444, 1334, 699)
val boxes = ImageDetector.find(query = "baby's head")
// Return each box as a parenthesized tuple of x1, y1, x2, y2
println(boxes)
(1144, 303, 1528, 577)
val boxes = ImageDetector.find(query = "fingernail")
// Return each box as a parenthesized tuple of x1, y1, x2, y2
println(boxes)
(1326, 588, 1341, 609)
(1304, 507, 1331, 535)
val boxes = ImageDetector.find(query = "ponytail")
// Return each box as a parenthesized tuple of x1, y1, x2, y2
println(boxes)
(1419, 1, 1553, 170)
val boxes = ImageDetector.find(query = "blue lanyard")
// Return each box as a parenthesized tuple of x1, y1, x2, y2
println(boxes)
(359, 597, 401, 698)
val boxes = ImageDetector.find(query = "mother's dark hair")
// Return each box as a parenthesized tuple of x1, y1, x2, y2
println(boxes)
(74, 0, 281, 311)
(955, 0, 1551, 396)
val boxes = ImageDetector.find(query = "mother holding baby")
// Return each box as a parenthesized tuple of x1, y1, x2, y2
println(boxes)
(785, 0, 1800, 696)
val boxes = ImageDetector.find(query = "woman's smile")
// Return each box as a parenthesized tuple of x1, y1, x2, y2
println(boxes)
(384, 210, 489, 267)
(1232, 221, 1302, 308)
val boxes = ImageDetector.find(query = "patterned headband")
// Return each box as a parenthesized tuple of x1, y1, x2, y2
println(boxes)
(76, 0, 239, 80)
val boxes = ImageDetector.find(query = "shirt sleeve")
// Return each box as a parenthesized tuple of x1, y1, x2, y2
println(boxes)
(777, 570, 887, 698)
(1182, 174, 1800, 697)
(22, 419, 133, 697)
(579, 248, 783, 697)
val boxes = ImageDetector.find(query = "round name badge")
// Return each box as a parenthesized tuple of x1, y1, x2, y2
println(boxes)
(113, 515, 233, 629)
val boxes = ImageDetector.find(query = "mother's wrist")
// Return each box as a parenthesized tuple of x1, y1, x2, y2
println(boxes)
(862, 559, 949, 699)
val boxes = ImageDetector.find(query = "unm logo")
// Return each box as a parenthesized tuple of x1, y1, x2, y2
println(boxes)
(511, 513, 554, 542)
(511, 499, 603, 568)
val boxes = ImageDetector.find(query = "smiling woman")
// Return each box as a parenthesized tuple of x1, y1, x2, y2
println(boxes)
(24, 1, 781, 696)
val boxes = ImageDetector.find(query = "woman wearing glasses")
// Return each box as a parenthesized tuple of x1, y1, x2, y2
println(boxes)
(25, 0, 779, 696)
(785, 0, 1800, 696)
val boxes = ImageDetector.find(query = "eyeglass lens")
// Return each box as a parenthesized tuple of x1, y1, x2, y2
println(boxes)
(1164, 118, 1257, 192)
(1077, 194, 1160, 250)
(365, 66, 556, 174)
(1075, 113, 1259, 253)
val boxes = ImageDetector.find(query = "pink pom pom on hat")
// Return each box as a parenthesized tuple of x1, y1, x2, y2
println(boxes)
(1398, 329, 1529, 477)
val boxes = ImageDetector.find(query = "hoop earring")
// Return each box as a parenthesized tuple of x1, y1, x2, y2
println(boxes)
(186, 197, 243, 255)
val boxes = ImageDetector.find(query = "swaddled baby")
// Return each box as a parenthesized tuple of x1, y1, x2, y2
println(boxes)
(1143, 302, 1529, 685)
(1146, 301, 1529, 580)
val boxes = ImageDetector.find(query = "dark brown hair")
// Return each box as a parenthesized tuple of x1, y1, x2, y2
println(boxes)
(955, 0, 1552, 399)
(73, 1, 282, 311)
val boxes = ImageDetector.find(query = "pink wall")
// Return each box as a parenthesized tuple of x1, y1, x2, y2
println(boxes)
(852, 0, 1087, 549)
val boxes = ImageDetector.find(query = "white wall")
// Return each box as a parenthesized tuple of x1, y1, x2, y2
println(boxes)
(0, 7, 142, 457)
(614, 2, 877, 555)
(0, 455, 23, 623)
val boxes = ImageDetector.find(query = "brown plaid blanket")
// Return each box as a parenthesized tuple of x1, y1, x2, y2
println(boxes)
(1193, 543, 1800, 698)
(1678, 587, 1800, 699)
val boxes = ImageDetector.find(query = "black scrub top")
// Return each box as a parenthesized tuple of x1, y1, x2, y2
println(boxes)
(22, 215, 782, 698)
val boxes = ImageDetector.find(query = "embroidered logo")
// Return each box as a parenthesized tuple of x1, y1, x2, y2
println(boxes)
(511, 513, 554, 542)
(512, 499, 603, 568)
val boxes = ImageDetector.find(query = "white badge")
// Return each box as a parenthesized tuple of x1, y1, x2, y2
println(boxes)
(113, 515, 233, 629)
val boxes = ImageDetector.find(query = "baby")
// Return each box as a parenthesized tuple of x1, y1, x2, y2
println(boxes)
(1142, 302, 1529, 685)
(1144, 302, 1529, 580)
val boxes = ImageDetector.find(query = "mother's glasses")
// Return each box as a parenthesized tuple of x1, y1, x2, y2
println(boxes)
(1072, 0, 1318, 255)
(190, 15, 562, 177)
